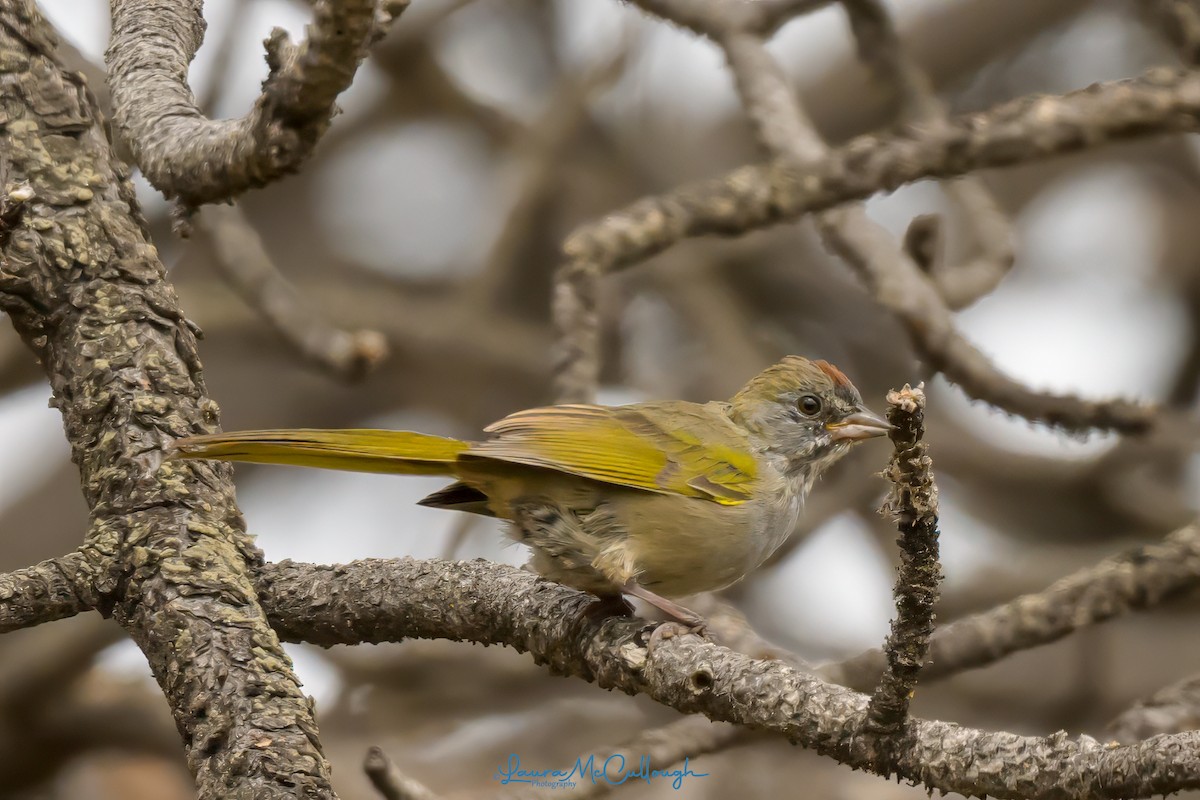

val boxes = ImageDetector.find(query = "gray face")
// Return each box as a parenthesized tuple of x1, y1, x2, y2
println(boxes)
(730, 357, 891, 480)
(751, 381, 890, 479)
(763, 384, 859, 470)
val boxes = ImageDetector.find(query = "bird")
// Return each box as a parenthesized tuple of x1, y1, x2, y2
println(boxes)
(171, 355, 890, 630)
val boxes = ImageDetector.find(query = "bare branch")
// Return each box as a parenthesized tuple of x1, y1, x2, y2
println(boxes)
(1151, 0, 1200, 65)
(564, 51, 1187, 431)
(863, 385, 941, 736)
(0, 553, 92, 634)
(552, 261, 601, 404)
(106, 0, 406, 207)
(841, 0, 1015, 309)
(822, 522, 1200, 691)
(258, 556, 1200, 800)
(195, 204, 389, 381)
(471, 44, 629, 312)
(1110, 672, 1200, 743)
(721, 17, 1155, 437)
(816, 208, 1155, 432)
(565, 68, 1200, 275)
(364, 746, 440, 800)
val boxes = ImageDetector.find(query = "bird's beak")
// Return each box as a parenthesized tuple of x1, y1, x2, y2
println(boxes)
(826, 408, 892, 441)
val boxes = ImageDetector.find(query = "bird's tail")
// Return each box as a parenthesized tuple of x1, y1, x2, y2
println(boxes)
(171, 428, 470, 475)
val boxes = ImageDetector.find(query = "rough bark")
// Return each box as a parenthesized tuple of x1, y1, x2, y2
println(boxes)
(257, 557, 1200, 800)
(0, 3, 334, 797)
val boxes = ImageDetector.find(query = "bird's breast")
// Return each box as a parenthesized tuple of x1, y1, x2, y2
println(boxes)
(613, 479, 804, 597)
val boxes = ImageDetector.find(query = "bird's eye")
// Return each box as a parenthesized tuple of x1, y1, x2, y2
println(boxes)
(798, 394, 822, 416)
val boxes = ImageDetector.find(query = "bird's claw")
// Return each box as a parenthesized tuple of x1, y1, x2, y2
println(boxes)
(646, 618, 710, 654)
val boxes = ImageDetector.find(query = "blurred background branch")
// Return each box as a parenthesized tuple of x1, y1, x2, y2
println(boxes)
(3, 0, 1200, 797)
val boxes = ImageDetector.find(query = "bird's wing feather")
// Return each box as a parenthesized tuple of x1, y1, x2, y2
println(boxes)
(468, 403, 758, 505)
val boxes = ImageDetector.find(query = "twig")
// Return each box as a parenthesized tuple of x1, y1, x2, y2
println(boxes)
(364, 746, 440, 800)
(552, 261, 601, 404)
(1109, 672, 1200, 743)
(629, 0, 833, 37)
(0, 553, 93, 634)
(821, 522, 1200, 691)
(106, 0, 407, 207)
(566, 21, 1181, 431)
(841, 0, 1015, 310)
(727, 20, 1152, 437)
(819, 208, 1155, 432)
(471, 42, 629, 311)
(741, 0, 833, 34)
(258, 556, 1200, 800)
(195, 204, 389, 381)
(564, 67, 1200, 274)
(624, 2, 1150, 435)
(1150, 0, 1200, 65)
(863, 384, 941, 736)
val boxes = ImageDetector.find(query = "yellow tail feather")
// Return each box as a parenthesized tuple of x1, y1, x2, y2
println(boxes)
(171, 428, 470, 475)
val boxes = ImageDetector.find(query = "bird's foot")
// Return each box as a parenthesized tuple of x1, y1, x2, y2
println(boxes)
(621, 581, 710, 652)
(646, 618, 710, 653)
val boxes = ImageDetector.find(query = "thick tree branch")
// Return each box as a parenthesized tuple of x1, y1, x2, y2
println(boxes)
(533, 516, 1200, 776)
(106, 0, 404, 207)
(257, 556, 1200, 800)
(0, 4, 334, 797)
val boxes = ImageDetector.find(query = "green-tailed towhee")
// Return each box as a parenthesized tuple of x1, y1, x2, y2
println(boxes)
(172, 356, 890, 627)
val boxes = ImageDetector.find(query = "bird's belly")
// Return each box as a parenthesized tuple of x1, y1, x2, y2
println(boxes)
(614, 492, 799, 597)
(456, 462, 801, 599)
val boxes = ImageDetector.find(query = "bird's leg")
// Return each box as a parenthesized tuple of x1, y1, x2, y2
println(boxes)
(622, 582, 705, 626)
(621, 581, 709, 650)
(583, 592, 636, 625)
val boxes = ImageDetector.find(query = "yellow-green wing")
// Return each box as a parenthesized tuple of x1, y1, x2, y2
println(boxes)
(466, 403, 758, 505)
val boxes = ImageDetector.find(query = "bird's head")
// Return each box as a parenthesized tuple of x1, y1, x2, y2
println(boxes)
(729, 355, 890, 477)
